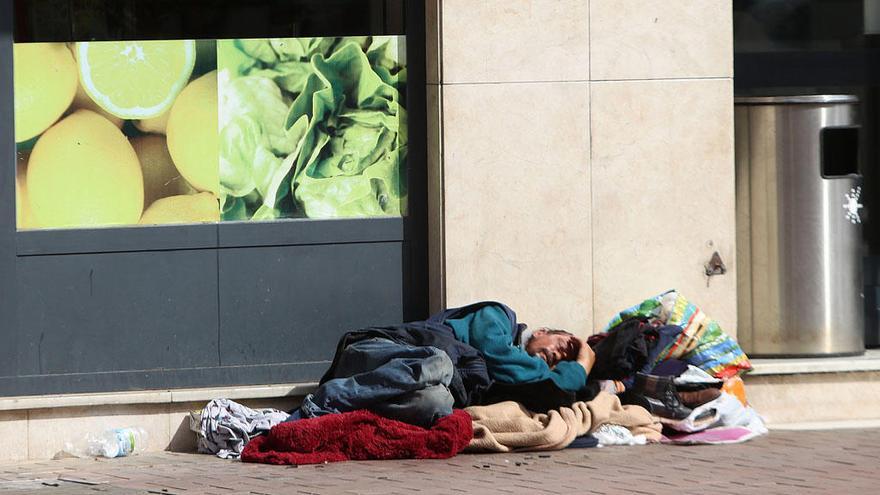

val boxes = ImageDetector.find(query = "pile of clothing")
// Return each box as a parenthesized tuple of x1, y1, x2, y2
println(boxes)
(193, 290, 765, 464)
(195, 399, 289, 459)
(589, 290, 765, 443)
(588, 291, 752, 386)
(619, 364, 766, 444)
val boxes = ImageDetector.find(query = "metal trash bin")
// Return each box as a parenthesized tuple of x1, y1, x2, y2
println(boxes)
(736, 95, 864, 357)
(865, 256, 880, 348)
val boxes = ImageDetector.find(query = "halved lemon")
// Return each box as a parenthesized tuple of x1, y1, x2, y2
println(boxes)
(76, 40, 196, 119)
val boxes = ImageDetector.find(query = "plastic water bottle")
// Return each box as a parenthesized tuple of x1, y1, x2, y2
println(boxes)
(63, 427, 149, 458)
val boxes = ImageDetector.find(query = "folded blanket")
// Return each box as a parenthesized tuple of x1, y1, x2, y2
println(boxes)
(464, 392, 661, 453)
(241, 409, 473, 465)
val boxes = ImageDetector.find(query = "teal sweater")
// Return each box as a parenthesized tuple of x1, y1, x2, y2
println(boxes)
(444, 304, 587, 392)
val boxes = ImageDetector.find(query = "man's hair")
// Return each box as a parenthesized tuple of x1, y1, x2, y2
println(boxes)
(537, 328, 573, 337)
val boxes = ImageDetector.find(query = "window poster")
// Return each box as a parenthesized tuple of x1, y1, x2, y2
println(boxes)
(13, 36, 406, 229)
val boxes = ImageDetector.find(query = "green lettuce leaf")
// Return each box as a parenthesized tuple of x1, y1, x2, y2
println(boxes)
(248, 61, 313, 94)
(220, 194, 249, 222)
(236, 39, 278, 64)
(367, 36, 403, 74)
(219, 75, 297, 154)
(294, 151, 402, 218)
(219, 73, 308, 217)
(217, 36, 408, 221)
(270, 37, 339, 61)
(283, 40, 407, 219)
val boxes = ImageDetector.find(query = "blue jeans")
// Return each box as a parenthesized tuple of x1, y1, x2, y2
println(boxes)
(298, 338, 455, 427)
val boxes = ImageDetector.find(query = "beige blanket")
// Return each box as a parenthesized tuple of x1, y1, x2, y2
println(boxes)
(465, 392, 662, 452)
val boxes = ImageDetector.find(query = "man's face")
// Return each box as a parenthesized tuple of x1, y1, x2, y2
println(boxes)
(525, 329, 578, 368)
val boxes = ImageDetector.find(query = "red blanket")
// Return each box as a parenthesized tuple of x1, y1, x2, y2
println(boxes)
(241, 409, 473, 465)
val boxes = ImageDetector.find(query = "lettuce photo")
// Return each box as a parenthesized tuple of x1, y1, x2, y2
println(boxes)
(218, 36, 406, 221)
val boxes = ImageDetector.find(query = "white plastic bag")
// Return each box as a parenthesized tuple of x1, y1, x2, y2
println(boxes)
(662, 392, 767, 434)
(674, 365, 722, 386)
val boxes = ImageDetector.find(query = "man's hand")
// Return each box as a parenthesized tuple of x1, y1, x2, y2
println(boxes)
(575, 337, 596, 375)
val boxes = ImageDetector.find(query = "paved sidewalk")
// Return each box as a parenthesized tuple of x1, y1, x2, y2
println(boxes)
(1, 429, 878, 494)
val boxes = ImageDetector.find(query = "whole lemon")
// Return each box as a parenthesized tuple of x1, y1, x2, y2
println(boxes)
(166, 71, 219, 194)
(132, 135, 195, 208)
(28, 110, 144, 228)
(134, 111, 170, 134)
(13, 43, 78, 142)
(140, 192, 219, 225)
(15, 151, 36, 229)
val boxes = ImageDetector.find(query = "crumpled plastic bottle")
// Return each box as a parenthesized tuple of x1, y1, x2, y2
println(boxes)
(63, 427, 149, 458)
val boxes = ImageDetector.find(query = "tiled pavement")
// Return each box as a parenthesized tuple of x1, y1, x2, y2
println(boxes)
(1, 429, 879, 495)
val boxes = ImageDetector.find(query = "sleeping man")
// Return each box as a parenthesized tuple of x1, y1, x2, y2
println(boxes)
(287, 302, 596, 427)
(443, 302, 595, 394)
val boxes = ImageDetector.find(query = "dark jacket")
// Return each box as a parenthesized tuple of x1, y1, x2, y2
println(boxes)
(319, 321, 492, 408)
(588, 317, 653, 380)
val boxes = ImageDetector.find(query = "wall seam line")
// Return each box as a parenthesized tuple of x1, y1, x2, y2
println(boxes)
(437, 0, 444, 85)
(588, 0, 596, 335)
(438, 83, 446, 309)
(26, 408, 30, 460)
(592, 76, 732, 83)
(436, 0, 447, 309)
(438, 76, 731, 86)
(216, 233, 222, 367)
(588, 0, 593, 82)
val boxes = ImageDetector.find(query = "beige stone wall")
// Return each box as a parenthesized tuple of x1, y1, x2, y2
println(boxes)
(428, 0, 737, 337)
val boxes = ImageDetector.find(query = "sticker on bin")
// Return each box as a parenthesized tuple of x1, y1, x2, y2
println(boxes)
(844, 186, 863, 224)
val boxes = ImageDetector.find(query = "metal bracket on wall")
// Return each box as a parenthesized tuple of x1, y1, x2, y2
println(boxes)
(705, 251, 727, 287)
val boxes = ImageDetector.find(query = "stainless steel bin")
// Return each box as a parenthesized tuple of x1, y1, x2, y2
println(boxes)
(736, 95, 864, 357)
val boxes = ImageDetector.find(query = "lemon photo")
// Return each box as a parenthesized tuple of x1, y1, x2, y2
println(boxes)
(166, 71, 220, 194)
(132, 134, 195, 207)
(13, 43, 78, 142)
(77, 39, 196, 119)
(140, 192, 220, 225)
(27, 110, 144, 228)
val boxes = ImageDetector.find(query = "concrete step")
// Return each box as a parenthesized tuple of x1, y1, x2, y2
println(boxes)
(744, 349, 880, 426)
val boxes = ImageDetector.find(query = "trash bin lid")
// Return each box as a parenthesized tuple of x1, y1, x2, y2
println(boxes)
(734, 95, 858, 105)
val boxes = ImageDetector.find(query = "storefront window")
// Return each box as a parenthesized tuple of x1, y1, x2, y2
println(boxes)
(13, 2, 407, 229)
(2, 0, 424, 397)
